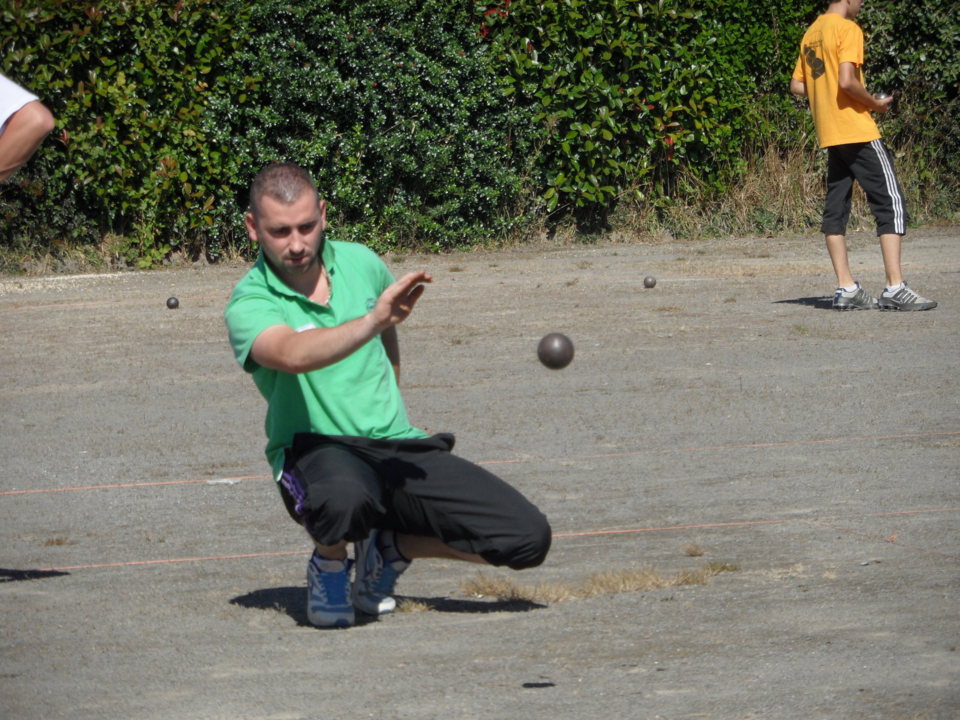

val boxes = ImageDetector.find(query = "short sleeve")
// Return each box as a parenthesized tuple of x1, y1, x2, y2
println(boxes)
(792, 55, 805, 82)
(224, 288, 287, 373)
(354, 242, 395, 294)
(837, 22, 864, 67)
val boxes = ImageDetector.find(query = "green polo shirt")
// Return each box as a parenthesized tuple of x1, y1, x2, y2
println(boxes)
(225, 239, 427, 478)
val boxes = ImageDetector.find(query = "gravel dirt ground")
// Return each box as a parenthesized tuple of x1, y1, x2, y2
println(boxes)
(1, 228, 958, 720)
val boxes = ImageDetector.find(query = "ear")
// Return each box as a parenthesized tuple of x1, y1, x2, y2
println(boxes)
(318, 198, 327, 231)
(244, 211, 259, 243)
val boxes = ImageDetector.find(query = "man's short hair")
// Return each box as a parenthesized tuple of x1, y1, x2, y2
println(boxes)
(249, 162, 317, 217)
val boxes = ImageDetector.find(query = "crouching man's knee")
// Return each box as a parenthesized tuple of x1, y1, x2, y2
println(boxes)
(501, 512, 552, 570)
(301, 480, 384, 546)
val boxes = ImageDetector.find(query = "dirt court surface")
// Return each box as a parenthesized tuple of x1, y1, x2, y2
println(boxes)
(1, 229, 958, 720)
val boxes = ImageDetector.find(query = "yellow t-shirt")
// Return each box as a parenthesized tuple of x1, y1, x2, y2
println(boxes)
(792, 13, 880, 148)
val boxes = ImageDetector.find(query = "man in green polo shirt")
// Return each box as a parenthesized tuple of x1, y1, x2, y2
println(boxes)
(225, 163, 551, 628)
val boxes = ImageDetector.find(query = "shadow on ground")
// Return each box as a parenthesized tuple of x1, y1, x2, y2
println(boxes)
(0, 568, 70, 583)
(231, 586, 545, 627)
(774, 296, 833, 310)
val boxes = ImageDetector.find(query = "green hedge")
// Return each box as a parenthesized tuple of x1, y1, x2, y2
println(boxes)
(1, 0, 531, 262)
(861, 0, 960, 217)
(1, 0, 247, 265)
(1, 0, 957, 265)
(480, 0, 819, 230)
(203, 0, 535, 253)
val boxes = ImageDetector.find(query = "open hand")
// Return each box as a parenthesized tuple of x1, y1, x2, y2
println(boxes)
(371, 271, 433, 328)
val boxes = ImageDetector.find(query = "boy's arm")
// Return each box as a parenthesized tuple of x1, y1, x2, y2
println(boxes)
(838, 62, 893, 112)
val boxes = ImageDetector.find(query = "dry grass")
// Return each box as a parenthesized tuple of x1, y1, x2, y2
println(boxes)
(460, 562, 739, 606)
(719, 143, 826, 235)
(396, 598, 434, 613)
(612, 142, 878, 241)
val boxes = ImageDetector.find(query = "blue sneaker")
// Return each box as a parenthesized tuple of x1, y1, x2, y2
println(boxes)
(306, 552, 354, 628)
(352, 530, 409, 616)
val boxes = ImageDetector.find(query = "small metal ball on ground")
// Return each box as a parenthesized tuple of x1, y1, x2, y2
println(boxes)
(537, 332, 574, 370)
(166, 297, 179, 309)
(643, 276, 657, 288)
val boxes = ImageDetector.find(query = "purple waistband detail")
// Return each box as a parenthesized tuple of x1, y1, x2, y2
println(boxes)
(280, 468, 308, 517)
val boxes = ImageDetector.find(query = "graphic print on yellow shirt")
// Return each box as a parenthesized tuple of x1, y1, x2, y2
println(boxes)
(792, 13, 880, 148)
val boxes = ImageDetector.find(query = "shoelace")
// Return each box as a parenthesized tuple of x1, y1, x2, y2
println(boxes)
(310, 559, 350, 604)
(362, 552, 401, 596)
(897, 287, 920, 302)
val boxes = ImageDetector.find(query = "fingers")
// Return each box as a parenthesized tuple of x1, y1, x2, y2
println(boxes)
(394, 274, 429, 314)
(372, 270, 432, 328)
(396, 270, 433, 290)
(875, 96, 894, 113)
(393, 271, 432, 303)
(402, 282, 427, 310)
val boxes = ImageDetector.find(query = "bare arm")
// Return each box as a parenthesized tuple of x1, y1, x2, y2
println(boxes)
(839, 62, 892, 113)
(789, 78, 806, 98)
(0, 101, 55, 181)
(251, 270, 432, 374)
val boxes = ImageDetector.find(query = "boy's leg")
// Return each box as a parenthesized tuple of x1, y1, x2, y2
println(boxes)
(855, 139, 908, 237)
(849, 140, 936, 310)
(821, 147, 856, 288)
(825, 234, 855, 289)
(850, 139, 908, 286)
(879, 233, 903, 288)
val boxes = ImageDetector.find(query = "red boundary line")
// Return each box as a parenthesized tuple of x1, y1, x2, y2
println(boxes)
(37, 507, 960, 572)
(4, 430, 957, 497)
(0, 475, 270, 496)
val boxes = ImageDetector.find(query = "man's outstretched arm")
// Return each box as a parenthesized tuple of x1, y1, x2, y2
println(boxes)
(250, 271, 432, 375)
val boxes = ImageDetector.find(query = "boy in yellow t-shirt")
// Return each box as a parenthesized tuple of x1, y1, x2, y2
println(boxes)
(791, 0, 937, 311)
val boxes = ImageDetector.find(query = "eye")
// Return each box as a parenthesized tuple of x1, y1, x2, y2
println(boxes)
(298, 222, 318, 234)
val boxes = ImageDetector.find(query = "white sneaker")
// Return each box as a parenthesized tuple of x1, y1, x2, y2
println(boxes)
(878, 282, 937, 311)
(832, 281, 877, 311)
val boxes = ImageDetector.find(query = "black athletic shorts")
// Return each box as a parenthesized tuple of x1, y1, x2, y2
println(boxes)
(822, 139, 907, 236)
(279, 432, 551, 570)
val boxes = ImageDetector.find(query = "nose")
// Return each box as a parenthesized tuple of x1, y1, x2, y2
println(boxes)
(288, 232, 308, 253)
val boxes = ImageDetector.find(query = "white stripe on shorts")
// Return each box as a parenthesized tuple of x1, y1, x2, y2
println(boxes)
(870, 139, 905, 234)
